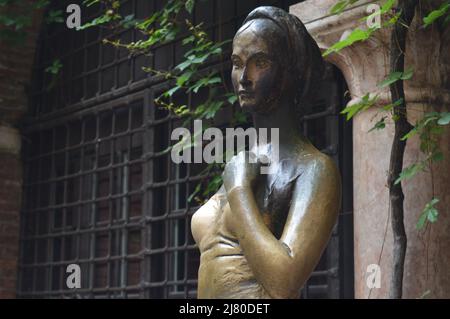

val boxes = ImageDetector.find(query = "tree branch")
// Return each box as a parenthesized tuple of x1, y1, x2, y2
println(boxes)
(388, 0, 417, 299)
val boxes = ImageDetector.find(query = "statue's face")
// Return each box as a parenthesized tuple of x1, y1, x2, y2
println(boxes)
(231, 20, 283, 113)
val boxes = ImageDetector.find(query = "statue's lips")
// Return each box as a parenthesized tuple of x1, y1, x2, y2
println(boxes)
(239, 91, 254, 98)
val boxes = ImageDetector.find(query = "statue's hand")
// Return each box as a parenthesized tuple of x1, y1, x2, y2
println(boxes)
(222, 151, 260, 192)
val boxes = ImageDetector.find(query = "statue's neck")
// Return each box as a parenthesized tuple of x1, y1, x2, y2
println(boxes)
(251, 101, 301, 146)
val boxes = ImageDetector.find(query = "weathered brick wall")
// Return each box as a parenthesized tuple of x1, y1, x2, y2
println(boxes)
(0, 4, 42, 298)
(0, 153, 22, 298)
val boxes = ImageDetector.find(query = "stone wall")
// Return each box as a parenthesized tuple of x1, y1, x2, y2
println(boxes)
(0, 4, 42, 298)
(291, 0, 450, 298)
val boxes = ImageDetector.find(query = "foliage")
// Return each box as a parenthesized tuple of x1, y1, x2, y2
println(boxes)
(0, 0, 65, 44)
(0, 0, 242, 202)
(323, 0, 399, 56)
(45, 58, 62, 75)
(416, 198, 439, 230)
(188, 164, 224, 203)
(377, 67, 414, 88)
(77, 0, 242, 202)
(330, 0, 360, 15)
(340, 93, 379, 120)
(423, 1, 450, 27)
(1, 0, 446, 210)
(327, 1, 450, 229)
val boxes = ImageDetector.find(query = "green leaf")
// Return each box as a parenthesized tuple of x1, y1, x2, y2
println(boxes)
(120, 14, 137, 29)
(378, 68, 414, 88)
(45, 59, 63, 75)
(401, 67, 414, 80)
(368, 117, 386, 132)
(164, 86, 180, 97)
(416, 211, 428, 230)
(428, 208, 439, 223)
(341, 93, 378, 120)
(204, 101, 224, 119)
(226, 93, 238, 105)
(330, 0, 359, 15)
(46, 9, 64, 24)
(83, 0, 100, 7)
(233, 111, 247, 124)
(423, 3, 450, 27)
(380, 0, 396, 14)
(401, 112, 441, 141)
(189, 76, 221, 94)
(34, 0, 50, 9)
(438, 112, 450, 125)
(429, 198, 439, 207)
(323, 27, 378, 56)
(176, 71, 193, 87)
(401, 126, 418, 141)
(191, 53, 210, 64)
(392, 114, 400, 122)
(182, 35, 195, 45)
(382, 98, 403, 111)
(176, 60, 193, 72)
(330, 1, 349, 14)
(78, 14, 112, 30)
(395, 162, 424, 185)
(384, 11, 402, 27)
(418, 290, 432, 299)
(173, 104, 190, 117)
(417, 198, 440, 230)
(187, 183, 202, 203)
(203, 174, 223, 197)
(378, 71, 403, 88)
(185, 0, 195, 14)
(206, 77, 221, 85)
(431, 151, 444, 162)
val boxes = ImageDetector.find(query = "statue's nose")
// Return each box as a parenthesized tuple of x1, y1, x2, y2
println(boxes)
(239, 67, 251, 87)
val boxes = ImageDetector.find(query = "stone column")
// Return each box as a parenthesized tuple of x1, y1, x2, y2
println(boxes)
(0, 5, 43, 298)
(291, 0, 450, 298)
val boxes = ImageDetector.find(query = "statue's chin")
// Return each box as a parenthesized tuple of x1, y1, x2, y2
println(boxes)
(240, 101, 276, 115)
(239, 96, 263, 111)
(240, 102, 256, 112)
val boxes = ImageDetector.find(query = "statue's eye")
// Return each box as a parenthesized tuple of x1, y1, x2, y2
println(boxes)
(255, 58, 270, 69)
(232, 57, 243, 69)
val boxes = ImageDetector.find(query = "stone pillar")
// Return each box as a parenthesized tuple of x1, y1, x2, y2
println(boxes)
(0, 5, 42, 298)
(291, 0, 450, 298)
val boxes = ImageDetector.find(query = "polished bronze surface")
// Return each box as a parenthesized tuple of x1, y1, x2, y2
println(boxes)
(191, 6, 342, 299)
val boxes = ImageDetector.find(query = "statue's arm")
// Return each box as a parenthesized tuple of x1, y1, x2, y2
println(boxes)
(226, 156, 341, 298)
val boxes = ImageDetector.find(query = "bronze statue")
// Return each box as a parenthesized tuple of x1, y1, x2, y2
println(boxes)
(191, 6, 341, 299)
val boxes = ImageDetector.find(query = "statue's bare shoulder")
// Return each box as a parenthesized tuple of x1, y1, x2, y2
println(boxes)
(280, 149, 341, 257)
(301, 150, 340, 191)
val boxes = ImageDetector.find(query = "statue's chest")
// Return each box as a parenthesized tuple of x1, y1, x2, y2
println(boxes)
(253, 162, 302, 238)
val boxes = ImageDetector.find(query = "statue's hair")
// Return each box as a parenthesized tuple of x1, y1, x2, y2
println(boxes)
(239, 6, 325, 108)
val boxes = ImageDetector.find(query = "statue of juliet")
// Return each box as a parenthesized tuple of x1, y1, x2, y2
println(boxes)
(191, 6, 342, 299)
